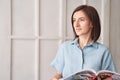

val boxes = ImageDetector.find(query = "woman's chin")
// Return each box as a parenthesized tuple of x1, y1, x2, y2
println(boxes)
(76, 33, 82, 36)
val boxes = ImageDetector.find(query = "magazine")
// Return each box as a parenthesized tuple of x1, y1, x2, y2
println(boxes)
(59, 69, 120, 80)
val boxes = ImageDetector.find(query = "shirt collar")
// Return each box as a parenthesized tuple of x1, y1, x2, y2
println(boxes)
(71, 37, 98, 48)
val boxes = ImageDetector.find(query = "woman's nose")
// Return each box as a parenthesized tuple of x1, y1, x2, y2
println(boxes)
(76, 20, 80, 27)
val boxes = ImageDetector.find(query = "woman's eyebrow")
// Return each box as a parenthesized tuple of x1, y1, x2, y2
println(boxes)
(73, 17, 84, 19)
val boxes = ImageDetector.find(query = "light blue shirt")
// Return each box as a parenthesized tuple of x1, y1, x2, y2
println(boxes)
(51, 38, 116, 77)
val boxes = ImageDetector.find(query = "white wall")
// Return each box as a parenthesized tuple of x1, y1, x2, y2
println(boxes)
(110, 0, 120, 72)
(0, 0, 120, 80)
(0, 0, 10, 80)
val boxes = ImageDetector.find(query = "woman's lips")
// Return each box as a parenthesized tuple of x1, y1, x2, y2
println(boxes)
(76, 28, 81, 31)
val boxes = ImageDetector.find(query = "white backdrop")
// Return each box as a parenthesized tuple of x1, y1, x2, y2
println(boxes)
(0, 0, 120, 80)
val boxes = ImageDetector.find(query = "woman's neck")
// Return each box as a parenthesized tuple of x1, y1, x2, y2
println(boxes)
(78, 35, 92, 49)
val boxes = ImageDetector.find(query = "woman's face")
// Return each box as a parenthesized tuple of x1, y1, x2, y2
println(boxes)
(73, 10, 92, 37)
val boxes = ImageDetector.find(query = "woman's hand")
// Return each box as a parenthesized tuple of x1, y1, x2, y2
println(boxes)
(51, 72, 62, 80)
(51, 77, 58, 80)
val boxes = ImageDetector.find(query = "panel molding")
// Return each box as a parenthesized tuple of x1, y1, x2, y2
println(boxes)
(10, 0, 13, 79)
(34, 0, 40, 80)
(101, 0, 110, 47)
(10, 36, 62, 40)
(59, 0, 67, 44)
(82, 0, 88, 5)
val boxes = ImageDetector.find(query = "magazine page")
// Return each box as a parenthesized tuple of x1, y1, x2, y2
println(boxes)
(61, 69, 97, 80)
(97, 70, 120, 80)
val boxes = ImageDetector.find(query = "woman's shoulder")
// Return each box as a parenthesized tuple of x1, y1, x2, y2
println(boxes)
(94, 42, 111, 56)
(95, 41, 109, 50)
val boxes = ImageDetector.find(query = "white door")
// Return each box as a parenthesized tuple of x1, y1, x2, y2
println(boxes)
(0, 0, 120, 80)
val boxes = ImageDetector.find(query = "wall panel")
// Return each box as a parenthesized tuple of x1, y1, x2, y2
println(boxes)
(0, 0, 10, 80)
(39, 40, 59, 80)
(39, 0, 60, 37)
(12, 0, 35, 36)
(12, 40, 35, 80)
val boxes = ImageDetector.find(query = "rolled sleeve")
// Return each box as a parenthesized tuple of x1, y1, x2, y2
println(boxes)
(51, 44, 65, 74)
(101, 48, 116, 72)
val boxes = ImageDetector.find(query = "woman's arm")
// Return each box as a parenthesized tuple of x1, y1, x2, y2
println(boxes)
(51, 72, 62, 80)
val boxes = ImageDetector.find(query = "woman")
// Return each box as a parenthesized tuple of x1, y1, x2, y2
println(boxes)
(51, 5, 116, 80)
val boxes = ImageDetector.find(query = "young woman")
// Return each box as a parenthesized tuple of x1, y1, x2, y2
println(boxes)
(51, 5, 116, 80)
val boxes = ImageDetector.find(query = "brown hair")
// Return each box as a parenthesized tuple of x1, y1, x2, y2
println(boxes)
(71, 5, 101, 42)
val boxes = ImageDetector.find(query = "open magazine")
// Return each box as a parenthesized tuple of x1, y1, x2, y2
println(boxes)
(59, 69, 120, 80)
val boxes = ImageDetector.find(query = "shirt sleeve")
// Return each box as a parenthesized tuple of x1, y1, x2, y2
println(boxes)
(101, 48, 116, 72)
(51, 44, 65, 74)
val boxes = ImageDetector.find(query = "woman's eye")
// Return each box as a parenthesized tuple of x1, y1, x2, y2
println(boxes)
(79, 18, 85, 21)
